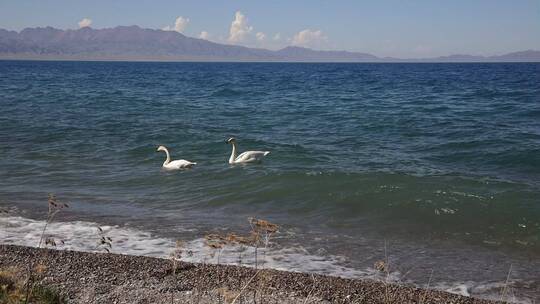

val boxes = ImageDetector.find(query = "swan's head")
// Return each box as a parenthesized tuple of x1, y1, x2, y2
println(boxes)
(156, 145, 167, 152)
(226, 137, 236, 144)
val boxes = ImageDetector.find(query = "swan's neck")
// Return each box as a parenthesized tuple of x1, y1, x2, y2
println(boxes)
(162, 149, 171, 166)
(229, 143, 237, 164)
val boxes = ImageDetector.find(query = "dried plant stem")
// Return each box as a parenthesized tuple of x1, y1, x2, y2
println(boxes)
(25, 212, 54, 303)
(419, 269, 434, 304)
(24, 194, 69, 304)
(302, 273, 317, 304)
(217, 248, 223, 264)
(37, 214, 52, 248)
(231, 270, 261, 304)
(261, 232, 271, 269)
(500, 264, 513, 302)
(383, 240, 391, 304)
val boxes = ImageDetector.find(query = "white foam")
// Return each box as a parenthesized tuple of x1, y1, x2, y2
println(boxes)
(433, 281, 533, 304)
(0, 216, 176, 256)
(0, 215, 379, 280)
(0, 215, 529, 303)
(177, 238, 402, 281)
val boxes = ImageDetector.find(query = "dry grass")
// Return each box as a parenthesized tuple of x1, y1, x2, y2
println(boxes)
(168, 240, 185, 304)
(23, 194, 69, 303)
(199, 217, 279, 303)
(302, 273, 317, 304)
(374, 241, 438, 304)
(0, 267, 66, 304)
(0, 200, 69, 304)
(38, 194, 69, 248)
(203, 217, 279, 267)
(499, 264, 513, 303)
(370, 240, 394, 303)
(217, 287, 240, 304)
(419, 269, 434, 304)
(96, 226, 113, 253)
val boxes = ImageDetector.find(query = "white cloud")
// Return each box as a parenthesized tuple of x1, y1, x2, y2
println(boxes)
(291, 29, 327, 48)
(163, 16, 190, 33)
(273, 33, 281, 41)
(78, 18, 92, 28)
(228, 11, 253, 43)
(199, 31, 210, 40)
(256, 32, 266, 41)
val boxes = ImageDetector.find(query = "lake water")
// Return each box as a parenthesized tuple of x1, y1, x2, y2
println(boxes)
(0, 61, 539, 302)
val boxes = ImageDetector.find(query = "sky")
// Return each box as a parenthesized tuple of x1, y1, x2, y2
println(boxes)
(1, 0, 539, 58)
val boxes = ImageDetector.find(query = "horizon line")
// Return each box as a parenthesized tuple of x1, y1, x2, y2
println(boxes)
(2, 25, 539, 60)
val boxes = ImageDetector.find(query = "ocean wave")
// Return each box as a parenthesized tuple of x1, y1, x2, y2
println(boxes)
(210, 88, 244, 97)
(0, 214, 530, 303)
(0, 215, 373, 278)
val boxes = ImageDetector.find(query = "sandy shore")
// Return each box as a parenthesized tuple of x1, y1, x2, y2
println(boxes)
(0, 244, 498, 304)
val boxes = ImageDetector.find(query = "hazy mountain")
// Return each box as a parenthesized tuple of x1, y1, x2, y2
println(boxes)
(1, 26, 539, 62)
(0, 26, 277, 60)
(275, 46, 377, 61)
(490, 50, 540, 62)
(423, 50, 540, 62)
(427, 54, 485, 62)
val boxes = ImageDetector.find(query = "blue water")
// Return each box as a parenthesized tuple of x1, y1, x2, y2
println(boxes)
(1, 61, 539, 301)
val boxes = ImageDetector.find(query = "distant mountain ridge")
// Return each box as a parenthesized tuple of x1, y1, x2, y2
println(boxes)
(1, 26, 539, 62)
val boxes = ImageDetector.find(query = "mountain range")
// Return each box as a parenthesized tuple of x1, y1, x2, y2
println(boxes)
(1, 25, 539, 62)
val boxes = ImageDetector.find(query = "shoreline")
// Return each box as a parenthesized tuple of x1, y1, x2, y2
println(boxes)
(1, 56, 540, 63)
(0, 244, 498, 303)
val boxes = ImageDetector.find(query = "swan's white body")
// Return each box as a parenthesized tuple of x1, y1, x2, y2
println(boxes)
(227, 138, 270, 164)
(157, 146, 196, 170)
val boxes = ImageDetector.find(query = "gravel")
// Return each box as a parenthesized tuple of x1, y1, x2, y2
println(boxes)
(0, 244, 499, 304)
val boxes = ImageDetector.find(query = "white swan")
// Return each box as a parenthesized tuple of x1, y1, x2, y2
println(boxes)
(156, 145, 197, 170)
(227, 137, 270, 164)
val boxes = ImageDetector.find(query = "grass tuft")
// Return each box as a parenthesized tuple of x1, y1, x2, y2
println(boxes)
(1, 268, 66, 304)
(23, 193, 69, 303)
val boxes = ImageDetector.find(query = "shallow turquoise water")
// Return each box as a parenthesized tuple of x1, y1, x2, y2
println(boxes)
(0, 61, 539, 301)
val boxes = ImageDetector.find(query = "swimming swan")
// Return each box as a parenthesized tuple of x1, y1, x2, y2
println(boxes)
(227, 137, 270, 164)
(156, 145, 197, 170)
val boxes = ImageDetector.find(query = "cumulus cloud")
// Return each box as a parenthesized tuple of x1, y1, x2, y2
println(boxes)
(291, 29, 327, 48)
(256, 32, 266, 41)
(273, 33, 281, 41)
(228, 11, 253, 43)
(163, 16, 190, 33)
(199, 31, 210, 40)
(78, 18, 92, 28)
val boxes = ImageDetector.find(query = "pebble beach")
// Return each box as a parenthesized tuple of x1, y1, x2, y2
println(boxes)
(0, 244, 500, 304)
